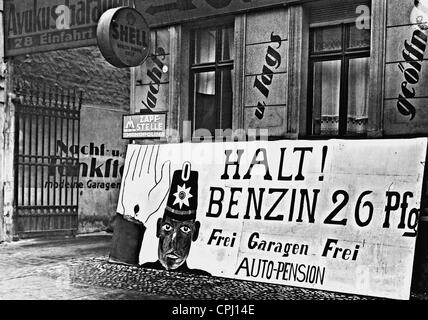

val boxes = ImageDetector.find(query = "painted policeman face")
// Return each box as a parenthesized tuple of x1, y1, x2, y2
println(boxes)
(156, 216, 200, 270)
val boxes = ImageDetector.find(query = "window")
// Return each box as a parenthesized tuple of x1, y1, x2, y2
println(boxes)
(189, 24, 234, 136)
(308, 23, 370, 136)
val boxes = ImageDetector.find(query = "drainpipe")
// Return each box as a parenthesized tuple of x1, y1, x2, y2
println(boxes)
(0, 0, 16, 242)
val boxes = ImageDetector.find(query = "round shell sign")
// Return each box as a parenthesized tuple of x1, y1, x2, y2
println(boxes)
(97, 7, 150, 68)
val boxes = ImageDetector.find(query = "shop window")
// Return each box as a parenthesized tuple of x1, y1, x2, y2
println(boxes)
(189, 25, 234, 136)
(308, 23, 370, 136)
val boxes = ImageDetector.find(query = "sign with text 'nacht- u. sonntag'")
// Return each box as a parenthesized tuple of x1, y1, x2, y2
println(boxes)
(4, 0, 134, 56)
(116, 138, 427, 300)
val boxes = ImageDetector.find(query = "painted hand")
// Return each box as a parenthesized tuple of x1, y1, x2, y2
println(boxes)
(121, 144, 171, 224)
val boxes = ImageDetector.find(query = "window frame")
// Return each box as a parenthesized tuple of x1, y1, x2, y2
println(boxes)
(188, 22, 235, 136)
(307, 23, 371, 137)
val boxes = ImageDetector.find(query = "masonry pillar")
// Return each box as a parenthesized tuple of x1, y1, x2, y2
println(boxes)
(0, 0, 5, 242)
(0, 0, 15, 242)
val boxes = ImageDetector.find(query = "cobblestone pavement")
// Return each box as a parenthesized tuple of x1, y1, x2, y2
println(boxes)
(0, 232, 426, 300)
(66, 257, 376, 300)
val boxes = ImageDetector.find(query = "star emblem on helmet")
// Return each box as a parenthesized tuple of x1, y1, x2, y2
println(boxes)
(172, 184, 193, 209)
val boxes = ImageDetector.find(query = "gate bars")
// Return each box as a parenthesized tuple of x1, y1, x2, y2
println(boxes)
(13, 80, 82, 237)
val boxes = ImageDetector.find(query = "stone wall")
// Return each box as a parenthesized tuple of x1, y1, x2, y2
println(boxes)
(11, 47, 129, 109)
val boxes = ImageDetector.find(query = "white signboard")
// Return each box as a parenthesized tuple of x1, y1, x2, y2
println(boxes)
(122, 113, 167, 139)
(116, 138, 427, 300)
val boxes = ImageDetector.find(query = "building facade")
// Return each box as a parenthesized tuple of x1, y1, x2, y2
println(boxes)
(11, 47, 130, 234)
(0, 0, 136, 240)
(131, 0, 428, 199)
(0, 0, 428, 294)
(0, 46, 130, 239)
(129, 0, 428, 292)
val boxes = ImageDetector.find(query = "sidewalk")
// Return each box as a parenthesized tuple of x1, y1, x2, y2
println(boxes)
(0, 232, 166, 300)
(0, 232, 425, 300)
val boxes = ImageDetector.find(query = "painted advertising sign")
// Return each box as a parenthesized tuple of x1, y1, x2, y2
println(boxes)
(116, 138, 427, 300)
(385, 0, 428, 134)
(123, 113, 167, 138)
(97, 7, 150, 67)
(132, 28, 170, 116)
(47, 106, 127, 232)
(4, 0, 134, 56)
(134, 0, 298, 28)
(244, 8, 288, 137)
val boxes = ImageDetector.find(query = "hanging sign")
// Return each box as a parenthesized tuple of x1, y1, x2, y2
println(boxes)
(116, 138, 427, 300)
(97, 7, 150, 68)
(122, 113, 167, 139)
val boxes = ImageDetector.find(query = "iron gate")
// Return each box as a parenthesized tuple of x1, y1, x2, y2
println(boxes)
(13, 81, 82, 238)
